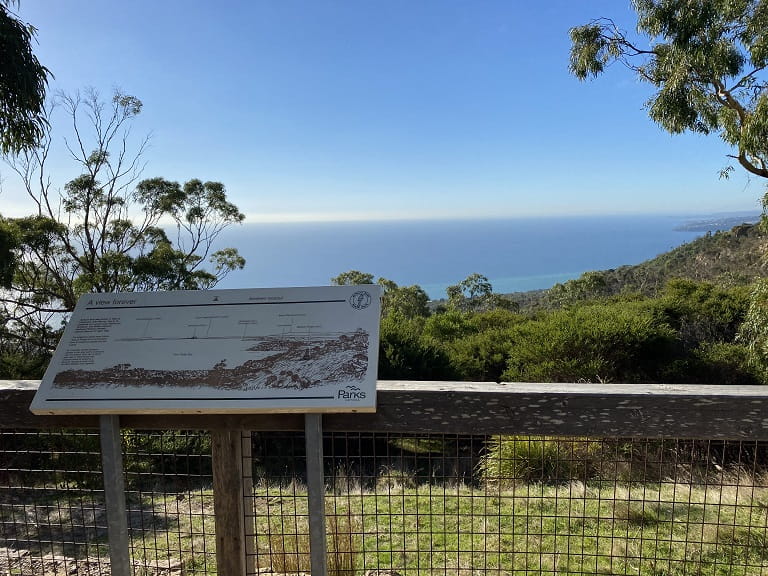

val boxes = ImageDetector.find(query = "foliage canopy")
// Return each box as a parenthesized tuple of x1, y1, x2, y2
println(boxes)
(570, 0, 768, 180)
(0, 89, 245, 368)
(331, 270, 430, 318)
(0, 1, 50, 153)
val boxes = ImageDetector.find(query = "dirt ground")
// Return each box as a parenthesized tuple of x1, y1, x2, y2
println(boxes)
(0, 547, 184, 576)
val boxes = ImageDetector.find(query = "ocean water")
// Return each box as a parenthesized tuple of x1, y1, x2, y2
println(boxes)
(214, 214, 749, 299)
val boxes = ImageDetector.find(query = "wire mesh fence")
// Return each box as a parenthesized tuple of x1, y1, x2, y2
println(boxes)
(2, 428, 768, 575)
(123, 430, 216, 575)
(0, 429, 216, 575)
(249, 433, 768, 576)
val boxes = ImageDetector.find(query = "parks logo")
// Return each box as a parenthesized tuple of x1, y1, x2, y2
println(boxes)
(349, 290, 372, 310)
(338, 385, 366, 401)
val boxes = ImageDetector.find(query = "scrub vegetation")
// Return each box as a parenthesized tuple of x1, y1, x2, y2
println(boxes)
(335, 220, 768, 387)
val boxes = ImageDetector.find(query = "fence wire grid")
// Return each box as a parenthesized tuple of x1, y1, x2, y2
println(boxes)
(2, 429, 768, 575)
(0, 429, 215, 576)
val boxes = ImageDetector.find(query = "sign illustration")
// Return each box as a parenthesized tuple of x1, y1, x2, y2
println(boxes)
(30, 286, 381, 414)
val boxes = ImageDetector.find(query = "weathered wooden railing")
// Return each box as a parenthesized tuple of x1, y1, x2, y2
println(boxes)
(2, 380, 768, 576)
(5, 380, 768, 437)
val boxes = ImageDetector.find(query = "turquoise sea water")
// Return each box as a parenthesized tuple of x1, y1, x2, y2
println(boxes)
(215, 214, 756, 299)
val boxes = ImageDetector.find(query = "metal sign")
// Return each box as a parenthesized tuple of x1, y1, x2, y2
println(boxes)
(31, 286, 381, 414)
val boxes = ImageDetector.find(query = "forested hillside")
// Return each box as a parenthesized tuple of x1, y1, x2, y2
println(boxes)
(595, 223, 768, 295)
(511, 222, 768, 310)
(334, 222, 768, 387)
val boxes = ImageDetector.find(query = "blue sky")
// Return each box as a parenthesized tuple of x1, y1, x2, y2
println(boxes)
(4, 1, 763, 222)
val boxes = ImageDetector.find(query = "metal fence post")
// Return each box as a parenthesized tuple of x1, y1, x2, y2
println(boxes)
(99, 414, 131, 576)
(242, 430, 256, 575)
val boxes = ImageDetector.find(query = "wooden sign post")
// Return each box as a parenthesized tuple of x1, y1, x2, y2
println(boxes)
(305, 414, 328, 576)
(31, 286, 382, 576)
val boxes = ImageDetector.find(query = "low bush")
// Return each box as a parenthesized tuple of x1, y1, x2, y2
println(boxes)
(480, 435, 600, 484)
(663, 342, 763, 385)
(378, 314, 456, 380)
(502, 301, 679, 383)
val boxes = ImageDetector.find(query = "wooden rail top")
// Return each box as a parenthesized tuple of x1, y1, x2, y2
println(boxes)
(1, 380, 767, 439)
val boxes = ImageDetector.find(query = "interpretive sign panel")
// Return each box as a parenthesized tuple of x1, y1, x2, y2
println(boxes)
(31, 286, 381, 414)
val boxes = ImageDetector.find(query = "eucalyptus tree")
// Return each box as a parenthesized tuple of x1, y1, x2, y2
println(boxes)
(0, 89, 245, 365)
(570, 0, 768, 181)
(446, 273, 516, 313)
(332, 270, 430, 318)
(571, 0, 768, 377)
(0, 0, 50, 154)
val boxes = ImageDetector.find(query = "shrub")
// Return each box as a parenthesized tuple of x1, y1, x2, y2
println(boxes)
(122, 430, 212, 490)
(663, 342, 764, 385)
(444, 329, 514, 381)
(378, 314, 456, 380)
(657, 279, 750, 348)
(739, 278, 768, 376)
(0, 429, 102, 488)
(480, 435, 599, 484)
(422, 310, 474, 342)
(502, 301, 679, 383)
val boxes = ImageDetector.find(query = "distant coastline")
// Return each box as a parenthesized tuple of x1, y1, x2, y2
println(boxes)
(673, 214, 760, 232)
(216, 212, 762, 300)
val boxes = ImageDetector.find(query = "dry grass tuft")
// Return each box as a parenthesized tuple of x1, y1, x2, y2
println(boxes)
(257, 500, 362, 576)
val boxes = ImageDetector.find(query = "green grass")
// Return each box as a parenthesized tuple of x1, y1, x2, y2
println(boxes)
(4, 473, 768, 575)
(126, 489, 216, 574)
(244, 470, 768, 576)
